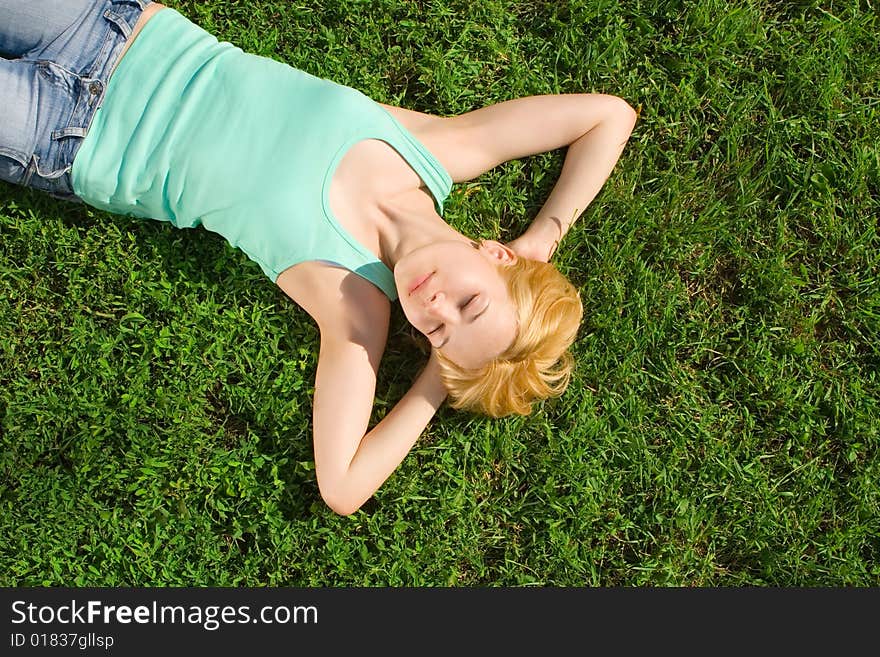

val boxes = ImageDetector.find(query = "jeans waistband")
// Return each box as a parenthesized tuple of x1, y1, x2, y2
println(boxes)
(59, 1, 152, 141)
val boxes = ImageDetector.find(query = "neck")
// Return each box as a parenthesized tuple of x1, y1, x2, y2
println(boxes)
(375, 193, 471, 269)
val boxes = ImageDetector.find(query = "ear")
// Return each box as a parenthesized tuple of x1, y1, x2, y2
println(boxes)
(479, 239, 518, 265)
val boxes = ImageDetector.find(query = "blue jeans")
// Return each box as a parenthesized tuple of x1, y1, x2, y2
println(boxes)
(0, 0, 152, 201)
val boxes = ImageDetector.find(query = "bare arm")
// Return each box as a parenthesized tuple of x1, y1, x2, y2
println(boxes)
(382, 94, 638, 261)
(507, 102, 637, 261)
(452, 93, 637, 261)
(313, 337, 446, 516)
(282, 265, 447, 516)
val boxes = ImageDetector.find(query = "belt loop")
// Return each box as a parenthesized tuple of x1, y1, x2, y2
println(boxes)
(111, 0, 149, 9)
(103, 9, 133, 39)
(51, 127, 89, 140)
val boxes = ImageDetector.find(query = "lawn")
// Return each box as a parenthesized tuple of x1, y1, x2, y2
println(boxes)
(1, 0, 878, 586)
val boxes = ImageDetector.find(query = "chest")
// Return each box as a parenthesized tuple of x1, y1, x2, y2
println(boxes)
(326, 138, 437, 256)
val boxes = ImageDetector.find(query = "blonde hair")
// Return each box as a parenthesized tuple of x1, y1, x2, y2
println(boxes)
(435, 257, 583, 417)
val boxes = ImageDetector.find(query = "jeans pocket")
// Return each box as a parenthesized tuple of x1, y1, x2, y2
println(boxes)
(35, 60, 80, 94)
(25, 151, 78, 201)
(0, 148, 30, 187)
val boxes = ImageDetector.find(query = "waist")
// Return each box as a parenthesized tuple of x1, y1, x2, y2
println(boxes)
(109, 2, 167, 79)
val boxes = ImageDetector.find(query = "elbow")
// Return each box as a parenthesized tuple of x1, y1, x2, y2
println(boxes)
(611, 95, 638, 128)
(324, 498, 361, 517)
(318, 480, 363, 517)
(581, 94, 637, 138)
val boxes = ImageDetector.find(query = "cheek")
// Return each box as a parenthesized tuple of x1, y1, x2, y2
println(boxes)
(481, 270, 508, 300)
(399, 296, 415, 322)
(400, 296, 426, 329)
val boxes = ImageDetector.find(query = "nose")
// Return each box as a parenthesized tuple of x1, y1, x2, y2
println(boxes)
(423, 291, 456, 323)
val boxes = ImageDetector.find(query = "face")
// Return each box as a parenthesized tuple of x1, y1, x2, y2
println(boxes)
(393, 239, 518, 369)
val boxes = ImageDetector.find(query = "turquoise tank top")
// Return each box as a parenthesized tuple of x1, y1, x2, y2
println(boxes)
(70, 8, 453, 301)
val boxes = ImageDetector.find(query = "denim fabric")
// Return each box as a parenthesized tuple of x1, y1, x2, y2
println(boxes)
(0, 0, 152, 201)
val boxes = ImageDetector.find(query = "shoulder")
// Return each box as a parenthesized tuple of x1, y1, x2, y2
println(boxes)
(376, 101, 486, 184)
(377, 102, 452, 133)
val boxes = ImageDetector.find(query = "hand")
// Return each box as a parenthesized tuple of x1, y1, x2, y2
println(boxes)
(506, 234, 553, 262)
(506, 215, 564, 263)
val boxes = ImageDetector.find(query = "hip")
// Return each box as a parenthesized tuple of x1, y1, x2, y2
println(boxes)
(0, 0, 162, 201)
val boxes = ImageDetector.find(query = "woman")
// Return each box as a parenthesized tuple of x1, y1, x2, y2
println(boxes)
(1, 0, 637, 514)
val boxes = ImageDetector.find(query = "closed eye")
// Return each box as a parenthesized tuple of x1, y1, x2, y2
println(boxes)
(460, 294, 478, 310)
(428, 324, 443, 335)
(472, 300, 490, 322)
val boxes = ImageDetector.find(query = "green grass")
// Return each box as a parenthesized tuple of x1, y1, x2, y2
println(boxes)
(1, 0, 878, 586)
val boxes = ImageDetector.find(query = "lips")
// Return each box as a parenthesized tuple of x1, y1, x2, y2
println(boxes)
(408, 271, 433, 297)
